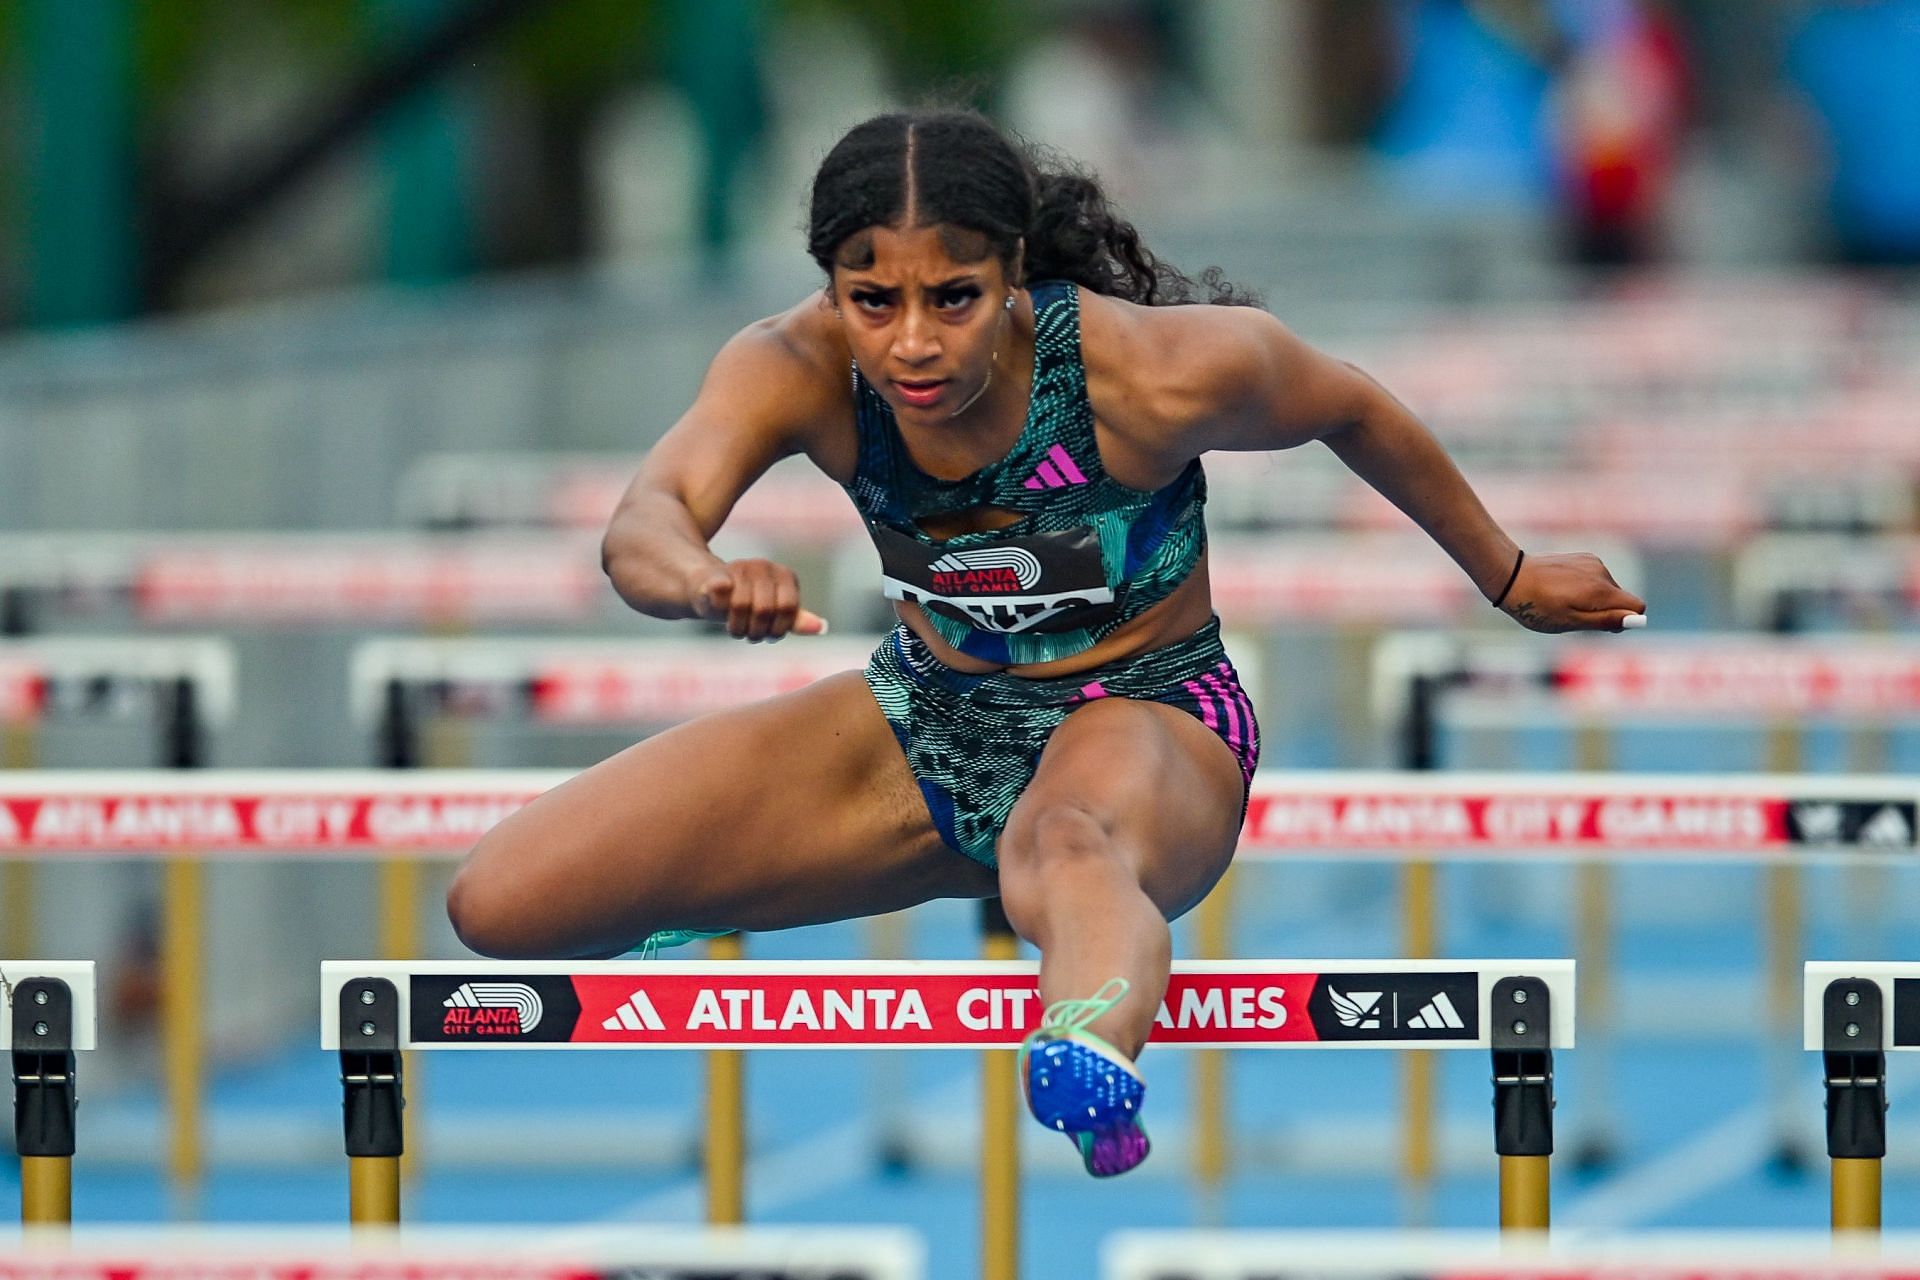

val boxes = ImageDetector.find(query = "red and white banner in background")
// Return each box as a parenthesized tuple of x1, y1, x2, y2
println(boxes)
(527, 641, 877, 724)
(1205, 541, 1475, 622)
(0, 786, 554, 855)
(131, 545, 602, 623)
(549, 468, 862, 544)
(0, 664, 45, 724)
(2, 772, 1911, 858)
(1550, 646, 1920, 715)
(1240, 787, 1916, 854)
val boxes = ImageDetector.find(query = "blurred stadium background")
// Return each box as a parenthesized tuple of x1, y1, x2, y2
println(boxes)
(3, 0, 1920, 1276)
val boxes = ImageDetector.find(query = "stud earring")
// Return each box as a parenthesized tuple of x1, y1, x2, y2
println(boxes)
(1005, 294, 1017, 311)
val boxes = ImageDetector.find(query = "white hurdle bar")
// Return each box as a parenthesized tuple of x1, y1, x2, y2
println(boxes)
(323, 958, 1573, 1254)
(1803, 961, 1920, 1234)
(4, 960, 97, 1226)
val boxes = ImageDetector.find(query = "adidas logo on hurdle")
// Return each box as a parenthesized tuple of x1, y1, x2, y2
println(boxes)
(1405, 992, 1465, 1030)
(602, 989, 667, 1032)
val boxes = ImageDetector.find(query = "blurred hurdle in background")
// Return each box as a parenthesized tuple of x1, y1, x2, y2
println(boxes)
(10, 767, 1916, 1226)
(0, 637, 228, 1216)
(3, 960, 96, 1225)
(323, 956, 1573, 1280)
(1218, 769, 1920, 1211)
(1371, 630, 1920, 1171)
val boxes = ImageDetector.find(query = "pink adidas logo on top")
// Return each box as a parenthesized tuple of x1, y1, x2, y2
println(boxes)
(1022, 444, 1089, 490)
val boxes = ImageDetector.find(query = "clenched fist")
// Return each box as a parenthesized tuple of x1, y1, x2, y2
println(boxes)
(1498, 551, 1647, 634)
(691, 559, 829, 642)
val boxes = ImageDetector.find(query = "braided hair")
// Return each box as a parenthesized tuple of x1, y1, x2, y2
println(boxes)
(807, 109, 1258, 307)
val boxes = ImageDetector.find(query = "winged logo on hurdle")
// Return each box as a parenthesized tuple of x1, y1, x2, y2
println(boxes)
(1328, 988, 1383, 1029)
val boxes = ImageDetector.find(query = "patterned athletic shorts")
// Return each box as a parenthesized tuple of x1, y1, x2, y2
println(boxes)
(863, 615, 1261, 868)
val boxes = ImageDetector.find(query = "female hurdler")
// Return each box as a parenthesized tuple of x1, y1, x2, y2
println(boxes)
(447, 109, 1646, 1177)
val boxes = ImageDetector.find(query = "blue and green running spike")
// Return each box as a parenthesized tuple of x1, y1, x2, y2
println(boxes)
(1018, 977, 1150, 1177)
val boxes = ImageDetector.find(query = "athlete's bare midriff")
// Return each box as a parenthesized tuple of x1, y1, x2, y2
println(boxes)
(893, 547, 1216, 678)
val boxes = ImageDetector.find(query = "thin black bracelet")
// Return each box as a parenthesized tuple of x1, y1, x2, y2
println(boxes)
(1490, 548, 1526, 609)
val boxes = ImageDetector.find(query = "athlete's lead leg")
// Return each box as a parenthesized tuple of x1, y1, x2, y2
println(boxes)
(995, 695, 1246, 1174)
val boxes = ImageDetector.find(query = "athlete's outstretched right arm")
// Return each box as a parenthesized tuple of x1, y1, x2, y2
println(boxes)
(602, 315, 838, 640)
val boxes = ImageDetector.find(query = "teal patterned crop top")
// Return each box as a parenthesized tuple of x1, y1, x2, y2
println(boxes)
(841, 280, 1208, 665)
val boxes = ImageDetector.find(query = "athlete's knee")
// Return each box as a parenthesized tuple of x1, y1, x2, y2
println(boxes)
(445, 853, 546, 959)
(998, 799, 1133, 939)
(1001, 799, 1122, 874)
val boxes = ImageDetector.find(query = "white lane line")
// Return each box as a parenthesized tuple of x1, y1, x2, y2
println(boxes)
(1560, 1072, 1918, 1231)
(1555, 1103, 1775, 1230)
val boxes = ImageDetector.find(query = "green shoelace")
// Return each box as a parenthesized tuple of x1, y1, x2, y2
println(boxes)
(1020, 976, 1131, 1059)
(632, 927, 735, 960)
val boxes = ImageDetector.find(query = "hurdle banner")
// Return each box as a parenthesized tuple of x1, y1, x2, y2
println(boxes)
(0, 769, 1913, 859)
(0, 1227, 927, 1280)
(1239, 772, 1920, 858)
(0, 770, 569, 856)
(323, 960, 1573, 1052)
(5, 961, 98, 1227)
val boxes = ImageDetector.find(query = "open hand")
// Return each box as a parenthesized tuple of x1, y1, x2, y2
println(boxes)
(691, 559, 829, 642)
(1499, 551, 1646, 634)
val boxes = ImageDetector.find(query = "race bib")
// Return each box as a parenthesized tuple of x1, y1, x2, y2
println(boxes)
(871, 521, 1118, 634)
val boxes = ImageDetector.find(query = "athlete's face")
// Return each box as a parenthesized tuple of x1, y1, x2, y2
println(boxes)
(829, 223, 1019, 425)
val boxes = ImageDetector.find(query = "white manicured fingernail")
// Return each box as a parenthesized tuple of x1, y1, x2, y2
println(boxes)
(817, 619, 830, 635)
(1621, 613, 1647, 630)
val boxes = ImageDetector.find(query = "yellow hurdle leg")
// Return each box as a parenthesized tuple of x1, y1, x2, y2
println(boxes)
(162, 858, 205, 1218)
(705, 932, 747, 1224)
(19, 1156, 72, 1227)
(1192, 867, 1235, 1200)
(1832, 1157, 1882, 1234)
(981, 910, 1020, 1280)
(1401, 860, 1437, 1220)
(349, 1156, 402, 1226)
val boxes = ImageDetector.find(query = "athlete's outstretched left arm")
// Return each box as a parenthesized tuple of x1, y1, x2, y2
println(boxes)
(1159, 307, 1645, 634)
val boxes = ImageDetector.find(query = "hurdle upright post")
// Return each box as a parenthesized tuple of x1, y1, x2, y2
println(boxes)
(980, 899, 1021, 1280)
(1491, 975, 1553, 1232)
(1398, 671, 1443, 1217)
(11, 977, 77, 1227)
(1191, 868, 1234, 1208)
(158, 675, 207, 1217)
(339, 977, 404, 1226)
(374, 677, 426, 1176)
(1822, 978, 1885, 1234)
(705, 931, 747, 1225)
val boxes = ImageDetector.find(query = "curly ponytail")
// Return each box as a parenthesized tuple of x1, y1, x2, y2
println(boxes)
(807, 109, 1258, 308)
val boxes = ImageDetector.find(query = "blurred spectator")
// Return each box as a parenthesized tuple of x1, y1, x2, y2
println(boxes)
(1545, 0, 1691, 266)
(1786, 0, 1920, 266)
(1372, 0, 1690, 265)
(1372, 0, 1558, 205)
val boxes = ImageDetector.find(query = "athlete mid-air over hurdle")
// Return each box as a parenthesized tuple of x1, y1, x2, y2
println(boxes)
(444, 108, 1645, 1178)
